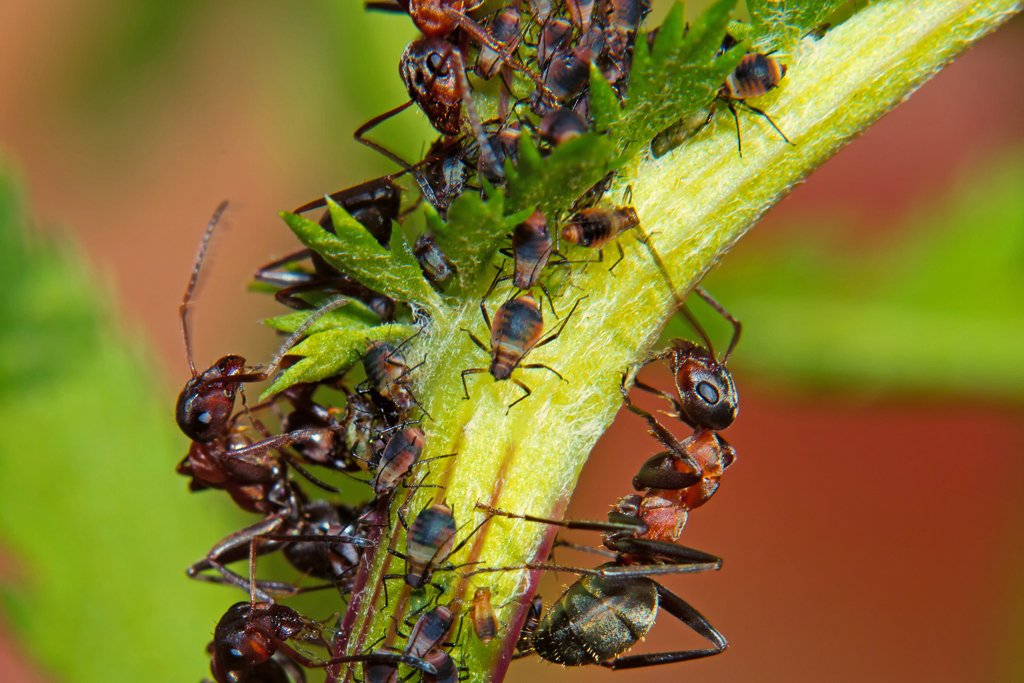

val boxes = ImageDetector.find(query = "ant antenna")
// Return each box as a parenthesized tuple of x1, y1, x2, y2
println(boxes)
(261, 297, 351, 384)
(180, 200, 229, 379)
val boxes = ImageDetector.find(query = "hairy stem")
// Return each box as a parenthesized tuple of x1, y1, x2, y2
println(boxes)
(330, 1, 1021, 682)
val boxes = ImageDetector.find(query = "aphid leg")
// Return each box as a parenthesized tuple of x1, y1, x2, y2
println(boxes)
(693, 285, 742, 362)
(608, 241, 626, 272)
(460, 367, 488, 400)
(726, 100, 744, 156)
(538, 282, 558, 317)
(741, 101, 793, 146)
(505, 377, 532, 411)
(602, 583, 726, 669)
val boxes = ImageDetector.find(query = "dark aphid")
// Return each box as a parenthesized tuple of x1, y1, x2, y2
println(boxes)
(405, 605, 457, 659)
(540, 107, 589, 146)
(476, 7, 521, 79)
(716, 51, 792, 155)
(471, 587, 498, 643)
(561, 205, 641, 269)
(599, 0, 651, 90)
(372, 426, 425, 496)
(421, 649, 461, 683)
(361, 339, 423, 419)
(651, 109, 711, 159)
(414, 233, 455, 286)
(630, 286, 741, 432)
(386, 503, 487, 590)
(278, 383, 376, 473)
(461, 293, 581, 410)
(510, 209, 553, 291)
(566, 0, 596, 28)
(540, 44, 592, 105)
(211, 602, 331, 676)
(537, 18, 572, 70)
(399, 503, 457, 588)
(471, 506, 727, 670)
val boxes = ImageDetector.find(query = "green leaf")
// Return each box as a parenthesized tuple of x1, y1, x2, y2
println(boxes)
(505, 130, 619, 217)
(608, 0, 743, 152)
(430, 190, 532, 293)
(280, 203, 441, 311)
(748, 0, 849, 51)
(261, 322, 416, 397)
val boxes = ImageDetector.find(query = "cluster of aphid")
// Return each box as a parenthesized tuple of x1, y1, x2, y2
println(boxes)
(174, 1, 795, 681)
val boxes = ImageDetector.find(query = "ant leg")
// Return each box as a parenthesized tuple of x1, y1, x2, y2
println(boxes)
(598, 539, 722, 577)
(476, 503, 647, 536)
(449, 47, 503, 180)
(693, 285, 742, 363)
(551, 538, 618, 559)
(630, 377, 687, 419)
(461, 368, 488, 400)
(741, 102, 793, 146)
(355, 100, 440, 208)
(602, 584, 726, 669)
(187, 515, 298, 600)
(618, 376, 701, 469)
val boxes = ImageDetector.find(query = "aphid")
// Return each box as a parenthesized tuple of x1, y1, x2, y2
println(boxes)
(599, 0, 652, 92)
(278, 383, 377, 473)
(538, 44, 592, 109)
(471, 587, 497, 643)
(385, 502, 486, 590)
(460, 292, 581, 410)
(361, 338, 426, 419)
(414, 233, 455, 286)
(629, 286, 741, 432)
(326, 647, 438, 682)
(566, 0, 596, 29)
(372, 426, 425, 496)
(472, 505, 727, 669)
(476, 7, 521, 79)
(561, 203, 641, 270)
(539, 107, 589, 146)
(536, 18, 572, 70)
(509, 210, 554, 291)
(715, 49, 792, 155)
(328, 606, 454, 680)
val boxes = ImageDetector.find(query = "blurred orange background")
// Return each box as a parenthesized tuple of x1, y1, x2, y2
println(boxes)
(0, 2, 1022, 682)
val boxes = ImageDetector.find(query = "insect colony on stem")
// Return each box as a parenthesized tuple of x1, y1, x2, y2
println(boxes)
(170, 1, 803, 681)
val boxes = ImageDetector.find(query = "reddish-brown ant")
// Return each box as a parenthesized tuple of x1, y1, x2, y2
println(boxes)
(471, 503, 727, 669)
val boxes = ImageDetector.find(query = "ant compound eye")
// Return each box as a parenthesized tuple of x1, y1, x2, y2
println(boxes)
(696, 380, 720, 405)
(427, 51, 445, 73)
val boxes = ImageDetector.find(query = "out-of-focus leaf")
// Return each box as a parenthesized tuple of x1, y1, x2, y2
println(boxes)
(0, 160, 247, 683)
(261, 322, 416, 398)
(676, 154, 1024, 399)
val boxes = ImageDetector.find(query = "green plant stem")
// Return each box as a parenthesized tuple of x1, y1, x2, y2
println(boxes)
(330, 2, 1021, 682)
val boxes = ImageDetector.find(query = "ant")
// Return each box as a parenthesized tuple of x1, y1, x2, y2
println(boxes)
(470, 502, 727, 669)
(713, 34, 793, 156)
(460, 280, 583, 410)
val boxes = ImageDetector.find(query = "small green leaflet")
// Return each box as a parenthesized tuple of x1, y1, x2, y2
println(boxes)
(505, 130, 619, 217)
(427, 189, 533, 294)
(261, 322, 416, 398)
(603, 0, 744, 154)
(748, 0, 848, 51)
(280, 199, 440, 312)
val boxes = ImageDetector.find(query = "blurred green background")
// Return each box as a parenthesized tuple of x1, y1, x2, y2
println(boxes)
(0, 2, 1021, 682)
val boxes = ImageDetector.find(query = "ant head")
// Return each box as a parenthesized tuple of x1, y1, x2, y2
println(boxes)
(214, 603, 275, 672)
(409, 0, 463, 38)
(400, 38, 462, 136)
(670, 340, 738, 431)
(176, 355, 246, 442)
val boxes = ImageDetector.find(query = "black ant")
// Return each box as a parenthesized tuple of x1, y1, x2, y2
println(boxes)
(470, 503, 727, 669)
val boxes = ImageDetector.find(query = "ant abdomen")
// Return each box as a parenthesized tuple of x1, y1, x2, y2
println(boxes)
(176, 355, 247, 442)
(532, 574, 657, 665)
